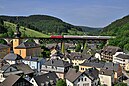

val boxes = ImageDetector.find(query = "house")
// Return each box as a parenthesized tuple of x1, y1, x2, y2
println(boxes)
(22, 56, 45, 72)
(79, 62, 105, 72)
(3, 52, 23, 65)
(41, 59, 72, 79)
(13, 40, 41, 59)
(99, 69, 114, 86)
(101, 46, 123, 61)
(0, 64, 23, 82)
(0, 44, 10, 58)
(103, 62, 122, 82)
(79, 61, 122, 82)
(113, 54, 129, 70)
(30, 72, 59, 86)
(65, 68, 99, 86)
(70, 52, 92, 66)
(12, 24, 42, 59)
(0, 74, 32, 86)
(12, 63, 34, 77)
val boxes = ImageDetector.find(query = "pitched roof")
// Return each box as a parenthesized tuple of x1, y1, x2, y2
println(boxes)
(0, 64, 10, 71)
(1, 74, 21, 86)
(99, 69, 114, 76)
(15, 41, 40, 49)
(34, 72, 58, 86)
(80, 61, 105, 68)
(12, 63, 34, 74)
(24, 56, 43, 62)
(84, 68, 99, 81)
(102, 46, 122, 55)
(0, 44, 9, 49)
(44, 59, 72, 67)
(69, 52, 92, 60)
(65, 68, 83, 83)
(3, 52, 23, 60)
(103, 62, 120, 72)
(116, 54, 129, 59)
(65, 68, 99, 83)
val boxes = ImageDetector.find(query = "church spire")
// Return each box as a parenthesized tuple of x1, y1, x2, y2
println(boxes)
(14, 24, 21, 38)
(14, 17, 21, 38)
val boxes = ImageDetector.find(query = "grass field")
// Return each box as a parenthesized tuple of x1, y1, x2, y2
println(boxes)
(1, 22, 49, 38)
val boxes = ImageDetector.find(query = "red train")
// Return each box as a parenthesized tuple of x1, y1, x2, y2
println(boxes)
(50, 35, 63, 38)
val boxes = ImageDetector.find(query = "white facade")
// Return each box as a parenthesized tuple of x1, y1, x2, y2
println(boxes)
(22, 58, 45, 72)
(113, 54, 129, 69)
(6, 60, 22, 65)
(99, 74, 113, 86)
(30, 78, 38, 86)
(0, 71, 5, 82)
(41, 65, 65, 79)
(95, 53, 101, 60)
(66, 73, 99, 86)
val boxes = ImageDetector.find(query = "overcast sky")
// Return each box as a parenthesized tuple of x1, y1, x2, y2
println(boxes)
(0, 0, 129, 27)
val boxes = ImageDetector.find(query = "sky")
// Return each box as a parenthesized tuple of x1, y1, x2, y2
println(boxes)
(0, 0, 129, 27)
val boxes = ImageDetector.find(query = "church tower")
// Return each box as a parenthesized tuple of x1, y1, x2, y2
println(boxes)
(13, 24, 22, 51)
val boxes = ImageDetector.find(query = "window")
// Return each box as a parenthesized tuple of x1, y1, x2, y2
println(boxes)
(85, 78, 87, 81)
(78, 78, 80, 82)
(10, 68, 12, 72)
(83, 83, 89, 86)
(19, 50, 21, 55)
(81, 78, 83, 81)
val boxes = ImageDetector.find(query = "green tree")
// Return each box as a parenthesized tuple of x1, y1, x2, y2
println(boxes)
(75, 43, 81, 52)
(124, 43, 129, 51)
(41, 46, 50, 58)
(56, 79, 66, 86)
(114, 82, 127, 86)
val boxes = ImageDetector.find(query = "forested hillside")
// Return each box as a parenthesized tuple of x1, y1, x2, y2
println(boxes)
(0, 18, 48, 38)
(0, 15, 84, 35)
(100, 15, 129, 51)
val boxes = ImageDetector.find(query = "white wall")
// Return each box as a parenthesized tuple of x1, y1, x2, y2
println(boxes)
(66, 79, 74, 86)
(99, 74, 112, 86)
(74, 74, 91, 86)
(95, 53, 101, 60)
(30, 78, 38, 86)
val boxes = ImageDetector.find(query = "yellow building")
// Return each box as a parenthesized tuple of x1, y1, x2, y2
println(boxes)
(13, 38, 41, 59)
(12, 24, 41, 59)
(0, 44, 10, 58)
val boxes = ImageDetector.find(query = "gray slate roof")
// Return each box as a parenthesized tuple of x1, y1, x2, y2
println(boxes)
(44, 59, 72, 67)
(15, 41, 40, 49)
(12, 63, 34, 74)
(102, 46, 122, 55)
(34, 72, 58, 86)
(0, 44, 9, 49)
(116, 54, 129, 59)
(65, 68, 99, 83)
(3, 52, 23, 61)
(0, 74, 21, 86)
(80, 61, 105, 68)
(65, 68, 83, 83)
(103, 62, 120, 72)
(99, 69, 114, 76)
